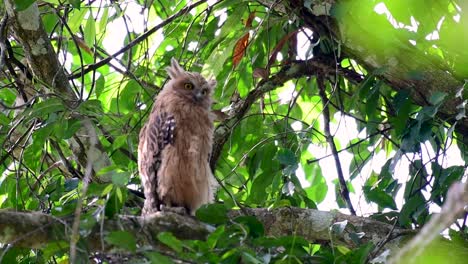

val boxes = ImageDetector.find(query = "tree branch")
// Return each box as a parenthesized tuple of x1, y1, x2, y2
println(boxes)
(4, 1, 113, 182)
(68, 0, 209, 79)
(4, 1, 75, 102)
(317, 74, 356, 215)
(390, 179, 468, 264)
(264, 0, 468, 146)
(0, 208, 412, 252)
(210, 58, 362, 169)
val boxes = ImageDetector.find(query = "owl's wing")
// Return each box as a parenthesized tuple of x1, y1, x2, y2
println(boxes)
(138, 111, 176, 214)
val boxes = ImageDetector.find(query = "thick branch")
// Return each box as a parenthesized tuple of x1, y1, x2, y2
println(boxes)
(263, 0, 468, 145)
(0, 208, 412, 252)
(4, 1, 75, 101)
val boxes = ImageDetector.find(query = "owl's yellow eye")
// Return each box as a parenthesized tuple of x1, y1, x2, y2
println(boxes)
(201, 89, 208, 95)
(184, 83, 194, 90)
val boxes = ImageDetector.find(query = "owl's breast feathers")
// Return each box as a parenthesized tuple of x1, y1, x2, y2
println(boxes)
(154, 97, 215, 213)
(140, 96, 214, 214)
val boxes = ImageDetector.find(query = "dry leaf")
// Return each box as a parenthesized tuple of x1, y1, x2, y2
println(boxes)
(232, 33, 249, 68)
(232, 12, 256, 68)
(245, 11, 256, 27)
(74, 36, 93, 54)
(267, 30, 298, 67)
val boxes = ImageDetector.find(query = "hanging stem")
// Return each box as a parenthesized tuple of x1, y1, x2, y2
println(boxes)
(317, 74, 356, 215)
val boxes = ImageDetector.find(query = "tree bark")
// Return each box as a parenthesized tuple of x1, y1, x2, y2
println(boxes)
(3, 0, 112, 182)
(0, 208, 412, 253)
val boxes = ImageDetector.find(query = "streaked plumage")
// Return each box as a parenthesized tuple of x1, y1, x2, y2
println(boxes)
(138, 58, 217, 215)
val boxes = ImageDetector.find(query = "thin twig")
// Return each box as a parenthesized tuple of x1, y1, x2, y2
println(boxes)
(0, 121, 35, 166)
(50, 140, 83, 179)
(317, 74, 356, 215)
(0, 12, 9, 69)
(69, 0, 209, 79)
(306, 127, 391, 164)
(368, 218, 399, 261)
(69, 120, 98, 263)
(211, 58, 358, 169)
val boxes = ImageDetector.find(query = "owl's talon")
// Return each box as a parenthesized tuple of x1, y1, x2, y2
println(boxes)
(160, 205, 189, 215)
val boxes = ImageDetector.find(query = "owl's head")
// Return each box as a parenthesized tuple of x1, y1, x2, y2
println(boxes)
(165, 58, 217, 109)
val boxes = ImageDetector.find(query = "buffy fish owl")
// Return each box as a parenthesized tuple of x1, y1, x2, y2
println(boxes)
(138, 58, 218, 215)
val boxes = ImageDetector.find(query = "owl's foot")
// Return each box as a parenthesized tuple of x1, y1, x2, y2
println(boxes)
(141, 206, 159, 216)
(160, 205, 190, 215)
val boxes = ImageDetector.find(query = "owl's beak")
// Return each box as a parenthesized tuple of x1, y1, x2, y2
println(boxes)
(194, 91, 204, 102)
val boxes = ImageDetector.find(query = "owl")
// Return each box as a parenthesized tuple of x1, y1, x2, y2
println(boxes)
(138, 58, 218, 215)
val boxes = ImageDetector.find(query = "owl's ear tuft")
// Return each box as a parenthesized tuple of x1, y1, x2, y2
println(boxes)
(166, 58, 185, 79)
(208, 79, 217, 89)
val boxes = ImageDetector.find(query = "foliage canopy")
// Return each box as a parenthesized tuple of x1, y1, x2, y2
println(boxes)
(0, 0, 467, 263)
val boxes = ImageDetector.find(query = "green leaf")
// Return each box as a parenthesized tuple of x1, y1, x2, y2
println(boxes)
(365, 81, 381, 123)
(304, 164, 327, 203)
(429, 91, 447, 105)
(219, 5, 246, 37)
(95, 75, 106, 99)
(14, 0, 36, 11)
(63, 119, 82, 139)
(78, 99, 103, 115)
(87, 183, 114, 197)
(202, 31, 245, 77)
(0, 88, 16, 105)
(31, 98, 65, 118)
(0, 112, 9, 125)
(98, 7, 109, 34)
(234, 216, 264, 238)
(342, 242, 374, 264)
(52, 118, 80, 140)
(196, 203, 228, 225)
(276, 148, 297, 166)
(43, 0, 60, 4)
(42, 241, 69, 260)
(241, 252, 263, 264)
(105, 231, 136, 252)
(248, 172, 274, 204)
(68, 9, 87, 32)
(64, 178, 79, 192)
(157, 232, 182, 253)
(68, 0, 81, 8)
(364, 187, 397, 210)
(111, 172, 130, 187)
(84, 15, 96, 47)
(113, 135, 128, 150)
(400, 194, 426, 226)
(119, 80, 141, 112)
(145, 252, 174, 264)
(206, 225, 225, 249)
(105, 187, 127, 218)
(248, 144, 277, 177)
(392, 90, 413, 134)
(431, 165, 464, 204)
